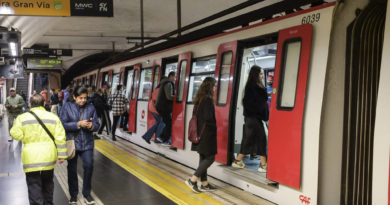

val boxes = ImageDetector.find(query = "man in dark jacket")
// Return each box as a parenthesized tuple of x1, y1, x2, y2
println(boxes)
(50, 89, 59, 116)
(155, 72, 176, 145)
(5, 87, 25, 141)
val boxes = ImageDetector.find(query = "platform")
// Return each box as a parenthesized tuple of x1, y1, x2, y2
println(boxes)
(0, 113, 275, 205)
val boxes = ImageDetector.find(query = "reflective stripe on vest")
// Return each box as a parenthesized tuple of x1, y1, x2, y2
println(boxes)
(57, 144, 66, 149)
(58, 152, 67, 157)
(22, 119, 56, 126)
(23, 160, 56, 169)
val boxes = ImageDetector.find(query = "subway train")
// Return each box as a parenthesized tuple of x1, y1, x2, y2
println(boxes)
(71, 1, 390, 204)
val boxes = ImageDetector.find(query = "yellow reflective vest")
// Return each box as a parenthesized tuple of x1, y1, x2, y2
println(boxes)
(10, 106, 67, 173)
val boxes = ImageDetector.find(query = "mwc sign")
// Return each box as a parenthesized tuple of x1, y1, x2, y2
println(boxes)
(141, 110, 145, 119)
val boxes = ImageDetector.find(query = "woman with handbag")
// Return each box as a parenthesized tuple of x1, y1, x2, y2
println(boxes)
(60, 86, 100, 204)
(231, 65, 269, 172)
(185, 77, 218, 194)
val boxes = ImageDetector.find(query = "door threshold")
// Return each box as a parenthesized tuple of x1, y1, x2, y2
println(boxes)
(219, 165, 278, 188)
(157, 144, 177, 151)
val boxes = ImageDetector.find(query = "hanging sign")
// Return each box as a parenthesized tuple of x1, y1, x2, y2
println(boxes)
(23, 48, 73, 56)
(27, 58, 62, 69)
(0, 0, 113, 17)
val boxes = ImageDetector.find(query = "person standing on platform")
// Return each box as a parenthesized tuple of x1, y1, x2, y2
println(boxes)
(5, 87, 25, 142)
(50, 89, 59, 116)
(41, 88, 50, 111)
(185, 77, 218, 193)
(142, 76, 167, 144)
(89, 89, 110, 139)
(232, 65, 269, 172)
(60, 86, 100, 205)
(108, 85, 128, 141)
(10, 94, 67, 205)
(155, 72, 176, 145)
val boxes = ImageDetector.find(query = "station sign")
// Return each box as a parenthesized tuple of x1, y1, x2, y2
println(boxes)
(23, 48, 73, 56)
(0, 0, 113, 17)
(27, 58, 62, 69)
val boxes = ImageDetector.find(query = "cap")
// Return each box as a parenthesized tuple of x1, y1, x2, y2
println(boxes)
(10, 87, 16, 91)
(267, 75, 274, 80)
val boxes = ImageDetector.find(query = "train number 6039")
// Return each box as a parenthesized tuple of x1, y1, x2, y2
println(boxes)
(302, 13, 320, 24)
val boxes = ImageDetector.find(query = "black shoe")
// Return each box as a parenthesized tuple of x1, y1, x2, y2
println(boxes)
(200, 183, 217, 192)
(185, 178, 201, 194)
(112, 137, 117, 141)
(123, 128, 128, 131)
(69, 196, 77, 204)
(94, 134, 100, 140)
(142, 136, 151, 144)
(84, 195, 95, 204)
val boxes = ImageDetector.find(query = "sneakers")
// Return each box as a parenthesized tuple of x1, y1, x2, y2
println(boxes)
(258, 163, 267, 172)
(155, 137, 163, 143)
(69, 196, 77, 204)
(142, 136, 151, 144)
(161, 142, 171, 147)
(8, 136, 13, 142)
(200, 183, 217, 192)
(97, 134, 104, 138)
(84, 195, 95, 204)
(185, 179, 201, 194)
(93, 134, 100, 140)
(232, 160, 246, 168)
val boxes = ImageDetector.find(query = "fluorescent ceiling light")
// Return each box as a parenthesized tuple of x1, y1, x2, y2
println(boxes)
(248, 56, 275, 61)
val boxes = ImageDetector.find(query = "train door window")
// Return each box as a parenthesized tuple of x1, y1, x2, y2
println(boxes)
(176, 60, 187, 102)
(164, 62, 178, 77)
(187, 56, 216, 103)
(89, 75, 93, 86)
(233, 43, 277, 172)
(131, 69, 139, 100)
(126, 71, 133, 100)
(277, 40, 301, 109)
(138, 68, 152, 100)
(153, 66, 160, 91)
(78, 79, 82, 86)
(111, 74, 119, 94)
(216, 52, 232, 105)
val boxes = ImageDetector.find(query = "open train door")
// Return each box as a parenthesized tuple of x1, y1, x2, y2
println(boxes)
(128, 64, 141, 133)
(147, 59, 162, 132)
(98, 72, 103, 88)
(119, 67, 125, 84)
(267, 24, 313, 189)
(172, 52, 192, 149)
(214, 41, 238, 164)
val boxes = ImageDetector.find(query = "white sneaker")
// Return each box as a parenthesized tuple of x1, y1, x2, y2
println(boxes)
(258, 163, 267, 172)
(8, 136, 13, 142)
(232, 160, 246, 168)
(97, 134, 104, 138)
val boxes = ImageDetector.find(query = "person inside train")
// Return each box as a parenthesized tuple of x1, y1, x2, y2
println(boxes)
(60, 86, 100, 205)
(232, 65, 269, 172)
(120, 86, 130, 132)
(108, 84, 129, 141)
(88, 85, 96, 98)
(88, 88, 110, 140)
(155, 72, 176, 146)
(185, 77, 218, 193)
(41, 88, 51, 111)
(142, 76, 167, 144)
(49, 89, 59, 116)
(266, 75, 273, 103)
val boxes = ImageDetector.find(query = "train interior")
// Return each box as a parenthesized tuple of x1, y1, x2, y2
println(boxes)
(188, 56, 216, 102)
(233, 44, 276, 174)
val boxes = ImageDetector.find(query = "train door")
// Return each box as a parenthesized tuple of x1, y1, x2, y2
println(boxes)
(128, 64, 141, 133)
(107, 70, 113, 86)
(147, 59, 162, 133)
(98, 72, 103, 88)
(123, 66, 133, 131)
(119, 67, 125, 84)
(172, 52, 192, 149)
(92, 74, 96, 86)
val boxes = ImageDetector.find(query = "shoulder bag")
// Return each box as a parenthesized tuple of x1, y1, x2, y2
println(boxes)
(188, 96, 206, 144)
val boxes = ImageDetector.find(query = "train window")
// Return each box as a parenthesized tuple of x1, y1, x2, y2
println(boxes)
(165, 62, 178, 77)
(152, 66, 160, 91)
(217, 52, 233, 105)
(131, 70, 138, 100)
(111, 74, 119, 94)
(277, 40, 302, 109)
(187, 56, 216, 103)
(78, 79, 82, 86)
(138, 68, 152, 100)
(125, 71, 133, 100)
(176, 60, 187, 102)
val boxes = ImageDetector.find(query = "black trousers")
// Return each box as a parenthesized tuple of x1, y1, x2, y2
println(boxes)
(158, 110, 172, 142)
(25, 170, 54, 205)
(98, 110, 111, 135)
(112, 115, 121, 138)
(121, 111, 129, 130)
(194, 154, 215, 182)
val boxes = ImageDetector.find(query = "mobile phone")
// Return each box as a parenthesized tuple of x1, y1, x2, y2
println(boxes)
(86, 119, 92, 122)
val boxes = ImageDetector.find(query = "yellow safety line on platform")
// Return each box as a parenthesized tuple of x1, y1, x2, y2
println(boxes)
(95, 140, 225, 205)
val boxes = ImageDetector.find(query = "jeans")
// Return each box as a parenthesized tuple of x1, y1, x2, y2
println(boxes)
(98, 110, 111, 135)
(67, 149, 94, 197)
(58, 105, 62, 118)
(8, 112, 21, 133)
(158, 110, 172, 142)
(143, 111, 165, 141)
(121, 111, 129, 130)
(194, 154, 215, 182)
(25, 170, 54, 205)
(111, 115, 121, 138)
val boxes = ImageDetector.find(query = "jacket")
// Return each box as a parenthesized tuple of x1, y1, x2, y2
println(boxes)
(155, 78, 174, 113)
(60, 101, 100, 151)
(89, 93, 109, 118)
(5, 94, 25, 114)
(51, 93, 59, 105)
(10, 107, 67, 173)
(148, 84, 161, 114)
(243, 82, 269, 121)
(41, 91, 50, 106)
(191, 97, 217, 155)
(62, 89, 69, 105)
(108, 91, 128, 116)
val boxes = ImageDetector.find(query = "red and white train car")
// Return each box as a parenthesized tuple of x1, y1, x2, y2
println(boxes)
(73, 1, 390, 204)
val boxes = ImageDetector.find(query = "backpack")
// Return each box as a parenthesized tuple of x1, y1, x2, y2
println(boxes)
(188, 97, 206, 144)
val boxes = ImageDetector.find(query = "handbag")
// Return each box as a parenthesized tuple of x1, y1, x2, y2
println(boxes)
(188, 96, 206, 144)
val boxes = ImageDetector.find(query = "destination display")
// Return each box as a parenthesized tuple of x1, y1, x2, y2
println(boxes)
(23, 48, 73, 56)
(27, 58, 62, 69)
(0, 0, 113, 17)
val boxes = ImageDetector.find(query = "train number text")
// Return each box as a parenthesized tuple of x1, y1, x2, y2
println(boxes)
(301, 13, 320, 24)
